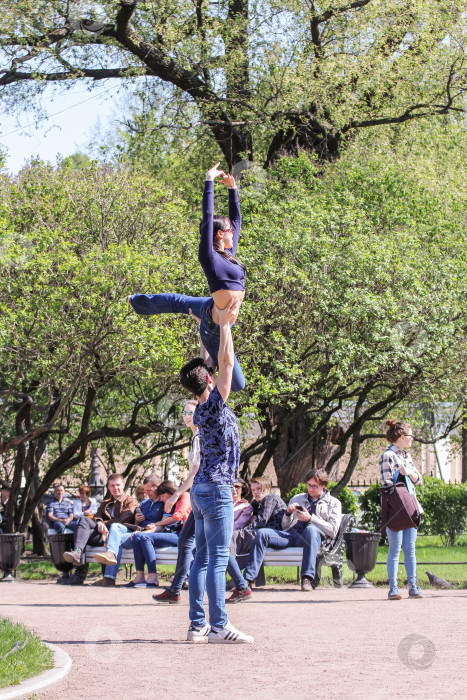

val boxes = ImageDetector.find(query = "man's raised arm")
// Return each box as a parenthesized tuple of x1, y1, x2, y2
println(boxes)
(216, 299, 241, 403)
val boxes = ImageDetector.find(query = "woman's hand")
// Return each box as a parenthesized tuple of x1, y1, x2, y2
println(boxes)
(206, 162, 225, 181)
(164, 494, 178, 512)
(189, 308, 201, 325)
(221, 172, 236, 189)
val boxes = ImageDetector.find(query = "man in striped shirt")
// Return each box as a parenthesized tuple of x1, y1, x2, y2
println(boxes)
(47, 484, 74, 534)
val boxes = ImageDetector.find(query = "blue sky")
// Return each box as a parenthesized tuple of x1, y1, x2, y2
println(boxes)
(0, 82, 122, 173)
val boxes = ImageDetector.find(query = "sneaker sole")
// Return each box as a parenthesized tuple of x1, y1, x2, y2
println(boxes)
(187, 633, 210, 643)
(94, 554, 118, 565)
(226, 595, 253, 604)
(388, 595, 402, 600)
(208, 634, 254, 644)
(153, 597, 181, 604)
(63, 553, 81, 565)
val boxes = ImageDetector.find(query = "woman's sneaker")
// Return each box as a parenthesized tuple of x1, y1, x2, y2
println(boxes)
(388, 588, 402, 600)
(187, 623, 210, 643)
(409, 586, 424, 598)
(208, 621, 254, 644)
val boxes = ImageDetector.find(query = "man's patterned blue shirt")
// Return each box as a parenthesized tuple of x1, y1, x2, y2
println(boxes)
(193, 387, 240, 486)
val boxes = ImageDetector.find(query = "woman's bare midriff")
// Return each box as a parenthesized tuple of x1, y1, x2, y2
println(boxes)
(211, 289, 245, 324)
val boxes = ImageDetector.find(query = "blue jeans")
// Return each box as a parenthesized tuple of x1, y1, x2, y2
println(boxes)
(169, 511, 196, 595)
(226, 553, 248, 590)
(50, 521, 67, 534)
(68, 520, 79, 532)
(129, 293, 245, 392)
(104, 523, 134, 580)
(243, 525, 322, 582)
(386, 526, 418, 589)
(132, 531, 180, 574)
(189, 483, 234, 629)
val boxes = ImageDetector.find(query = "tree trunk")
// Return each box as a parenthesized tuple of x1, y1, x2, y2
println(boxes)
(462, 404, 467, 483)
(265, 119, 341, 168)
(272, 412, 342, 497)
(30, 507, 48, 556)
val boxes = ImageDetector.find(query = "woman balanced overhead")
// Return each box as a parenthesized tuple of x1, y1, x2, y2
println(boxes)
(128, 163, 246, 391)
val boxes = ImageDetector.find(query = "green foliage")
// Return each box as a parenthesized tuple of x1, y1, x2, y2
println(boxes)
(0, 618, 53, 688)
(0, 161, 203, 530)
(285, 481, 358, 516)
(417, 478, 467, 546)
(358, 484, 382, 533)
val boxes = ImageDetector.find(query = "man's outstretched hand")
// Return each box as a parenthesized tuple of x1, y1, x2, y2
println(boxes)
(215, 298, 241, 326)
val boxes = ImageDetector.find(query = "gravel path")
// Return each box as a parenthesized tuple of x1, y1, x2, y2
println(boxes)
(0, 582, 465, 699)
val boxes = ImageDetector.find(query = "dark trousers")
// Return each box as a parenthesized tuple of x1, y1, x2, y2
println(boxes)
(169, 511, 196, 595)
(74, 515, 104, 554)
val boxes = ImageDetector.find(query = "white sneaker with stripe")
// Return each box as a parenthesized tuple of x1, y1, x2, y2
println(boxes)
(187, 623, 210, 643)
(208, 621, 254, 644)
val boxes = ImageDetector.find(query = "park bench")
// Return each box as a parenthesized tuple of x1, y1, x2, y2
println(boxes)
(49, 513, 354, 587)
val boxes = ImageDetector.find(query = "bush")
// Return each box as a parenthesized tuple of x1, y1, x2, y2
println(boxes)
(417, 478, 467, 546)
(285, 481, 358, 516)
(358, 483, 381, 532)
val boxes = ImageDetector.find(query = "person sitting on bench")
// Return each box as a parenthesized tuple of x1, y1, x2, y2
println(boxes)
(63, 473, 138, 585)
(241, 469, 342, 593)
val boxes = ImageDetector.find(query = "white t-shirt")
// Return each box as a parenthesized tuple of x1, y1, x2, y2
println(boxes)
(188, 431, 200, 471)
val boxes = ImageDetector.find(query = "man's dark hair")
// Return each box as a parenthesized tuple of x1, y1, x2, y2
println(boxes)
(179, 357, 214, 397)
(305, 468, 329, 487)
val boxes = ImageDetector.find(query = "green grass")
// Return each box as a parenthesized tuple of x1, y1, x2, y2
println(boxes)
(0, 619, 53, 689)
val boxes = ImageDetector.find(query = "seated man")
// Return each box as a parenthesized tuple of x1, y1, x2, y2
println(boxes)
(242, 468, 342, 593)
(94, 474, 163, 584)
(47, 484, 74, 534)
(63, 473, 138, 585)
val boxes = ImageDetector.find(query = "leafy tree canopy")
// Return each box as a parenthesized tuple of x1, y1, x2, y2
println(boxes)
(0, 0, 465, 167)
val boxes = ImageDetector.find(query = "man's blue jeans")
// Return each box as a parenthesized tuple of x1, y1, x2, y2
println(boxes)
(132, 531, 180, 574)
(386, 526, 418, 589)
(50, 520, 67, 534)
(169, 511, 196, 595)
(104, 523, 134, 580)
(243, 525, 322, 582)
(129, 293, 245, 392)
(189, 483, 233, 629)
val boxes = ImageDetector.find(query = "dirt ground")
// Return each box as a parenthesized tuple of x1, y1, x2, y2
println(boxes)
(0, 581, 465, 700)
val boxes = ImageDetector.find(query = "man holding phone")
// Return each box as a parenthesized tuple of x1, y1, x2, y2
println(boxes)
(242, 469, 342, 592)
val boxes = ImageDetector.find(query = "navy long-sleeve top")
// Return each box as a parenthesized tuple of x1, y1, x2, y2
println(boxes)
(198, 181, 245, 293)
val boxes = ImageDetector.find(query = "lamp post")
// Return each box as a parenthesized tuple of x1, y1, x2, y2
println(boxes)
(88, 450, 105, 500)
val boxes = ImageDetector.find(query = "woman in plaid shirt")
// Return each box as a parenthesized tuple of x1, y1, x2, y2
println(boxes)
(379, 419, 423, 601)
